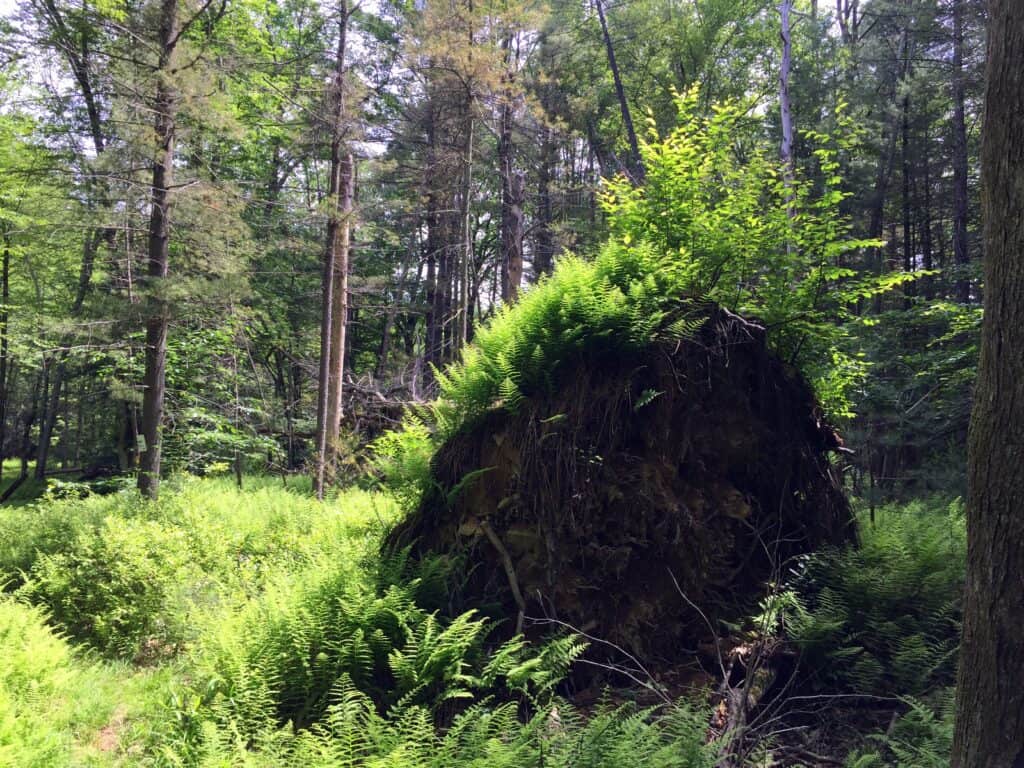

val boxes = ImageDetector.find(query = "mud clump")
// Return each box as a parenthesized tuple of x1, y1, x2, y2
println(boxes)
(389, 307, 853, 669)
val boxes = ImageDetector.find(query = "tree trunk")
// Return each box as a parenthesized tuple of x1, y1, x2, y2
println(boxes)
(865, 32, 906, 314)
(323, 153, 354, 488)
(951, 0, 971, 303)
(0, 231, 9, 482)
(594, 0, 643, 184)
(779, 0, 794, 171)
(951, 1, 1024, 764)
(35, 356, 63, 480)
(314, 0, 352, 499)
(1, 367, 42, 505)
(460, 111, 475, 337)
(535, 120, 556, 278)
(499, 34, 524, 303)
(138, 0, 180, 500)
(901, 88, 915, 304)
(424, 187, 441, 370)
(32, 3, 113, 481)
(920, 122, 934, 298)
(314, 209, 336, 498)
(35, 228, 102, 480)
(377, 246, 414, 378)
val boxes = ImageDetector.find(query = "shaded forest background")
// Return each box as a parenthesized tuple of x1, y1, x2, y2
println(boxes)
(0, 0, 986, 503)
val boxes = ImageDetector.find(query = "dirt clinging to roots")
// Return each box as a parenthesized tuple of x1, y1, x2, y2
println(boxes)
(390, 307, 854, 668)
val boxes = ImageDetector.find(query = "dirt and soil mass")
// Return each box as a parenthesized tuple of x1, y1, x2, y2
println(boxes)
(390, 307, 853, 668)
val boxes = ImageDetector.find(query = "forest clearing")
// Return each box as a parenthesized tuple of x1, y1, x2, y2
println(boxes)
(1, 0, 1022, 765)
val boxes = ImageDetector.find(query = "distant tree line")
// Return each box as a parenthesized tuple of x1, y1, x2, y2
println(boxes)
(0, 0, 986, 499)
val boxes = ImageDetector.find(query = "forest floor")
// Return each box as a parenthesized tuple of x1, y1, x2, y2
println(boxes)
(0, 476, 963, 767)
(0, 460, 45, 506)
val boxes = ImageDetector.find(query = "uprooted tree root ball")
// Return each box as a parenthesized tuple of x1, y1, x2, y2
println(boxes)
(389, 307, 854, 670)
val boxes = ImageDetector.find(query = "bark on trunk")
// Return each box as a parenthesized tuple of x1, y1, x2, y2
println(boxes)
(137, 0, 180, 500)
(314, 0, 352, 499)
(424, 186, 441, 370)
(951, 0, 971, 303)
(0, 232, 9, 482)
(535, 121, 556, 277)
(35, 229, 102, 479)
(920, 122, 934, 298)
(1, 367, 42, 505)
(323, 153, 354, 489)
(901, 88, 915, 304)
(34, 357, 64, 479)
(460, 111, 475, 338)
(32, 2, 113, 480)
(377, 246, 414, 378)
(951, 1, 1024, 764)
(499, 33, 524, 302)
(779, 0, 794, 171)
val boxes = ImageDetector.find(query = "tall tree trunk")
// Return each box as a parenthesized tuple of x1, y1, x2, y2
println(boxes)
(779, 0, 794, 171)
(497, 44, 524, 303)
(377, 245, 414, 378)
(901, 89, 915, 304)
(323, 153, 354, 489)
(35, 356, 63, 480)
(499, 33, 524, 302)
(0, 367, 41, 505)
(460, 110, 475, 338)
(314, 1, 352, 499)
(952, 1, 1024, 764)
(424, 183, 441, 371)
(535, 120, 556, 278)
(866, 34, 906, 314)
(35, 229, 102, 479)
(951, 0, 971, 303)
(32, 2, 113, 481)
(0, 232, 9, 482)
(138, 0, 180, 500)
(920, 122, 934, 298)
(594, 0, 643, 184)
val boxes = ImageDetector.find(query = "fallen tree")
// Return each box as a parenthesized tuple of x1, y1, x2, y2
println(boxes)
(388, 306, 854, 667)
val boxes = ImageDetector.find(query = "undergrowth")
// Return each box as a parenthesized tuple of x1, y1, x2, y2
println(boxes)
(846, 691, 954, 768)
(0, 595, 173, 767)
(785, 498, 965, 697)
(1, 477, 398, 658)
(744, 496, 963, 767)
(0, 477, 722, 766)
(0, 481, 966, 766)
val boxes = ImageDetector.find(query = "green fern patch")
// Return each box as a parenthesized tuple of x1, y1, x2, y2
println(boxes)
(782, 498, 965, 697)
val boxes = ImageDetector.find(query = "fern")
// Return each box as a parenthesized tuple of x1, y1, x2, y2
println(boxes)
(846, 692, 954, 767)
(782, 498, 965, 697)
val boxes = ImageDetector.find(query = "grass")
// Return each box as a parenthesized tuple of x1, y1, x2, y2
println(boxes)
(0, 459, 46, 506)
(0, 595, 177, 767)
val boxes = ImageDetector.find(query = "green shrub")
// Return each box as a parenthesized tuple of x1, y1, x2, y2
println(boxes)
(0, 490, 135, 589)
(5, 479, 399, 660)
(1, 477, 726, 766)
(281, 689, 717, 768)
(786, 498, 965, 696)
(369, 416, 437, 508)
(18, 515, 197, 658)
